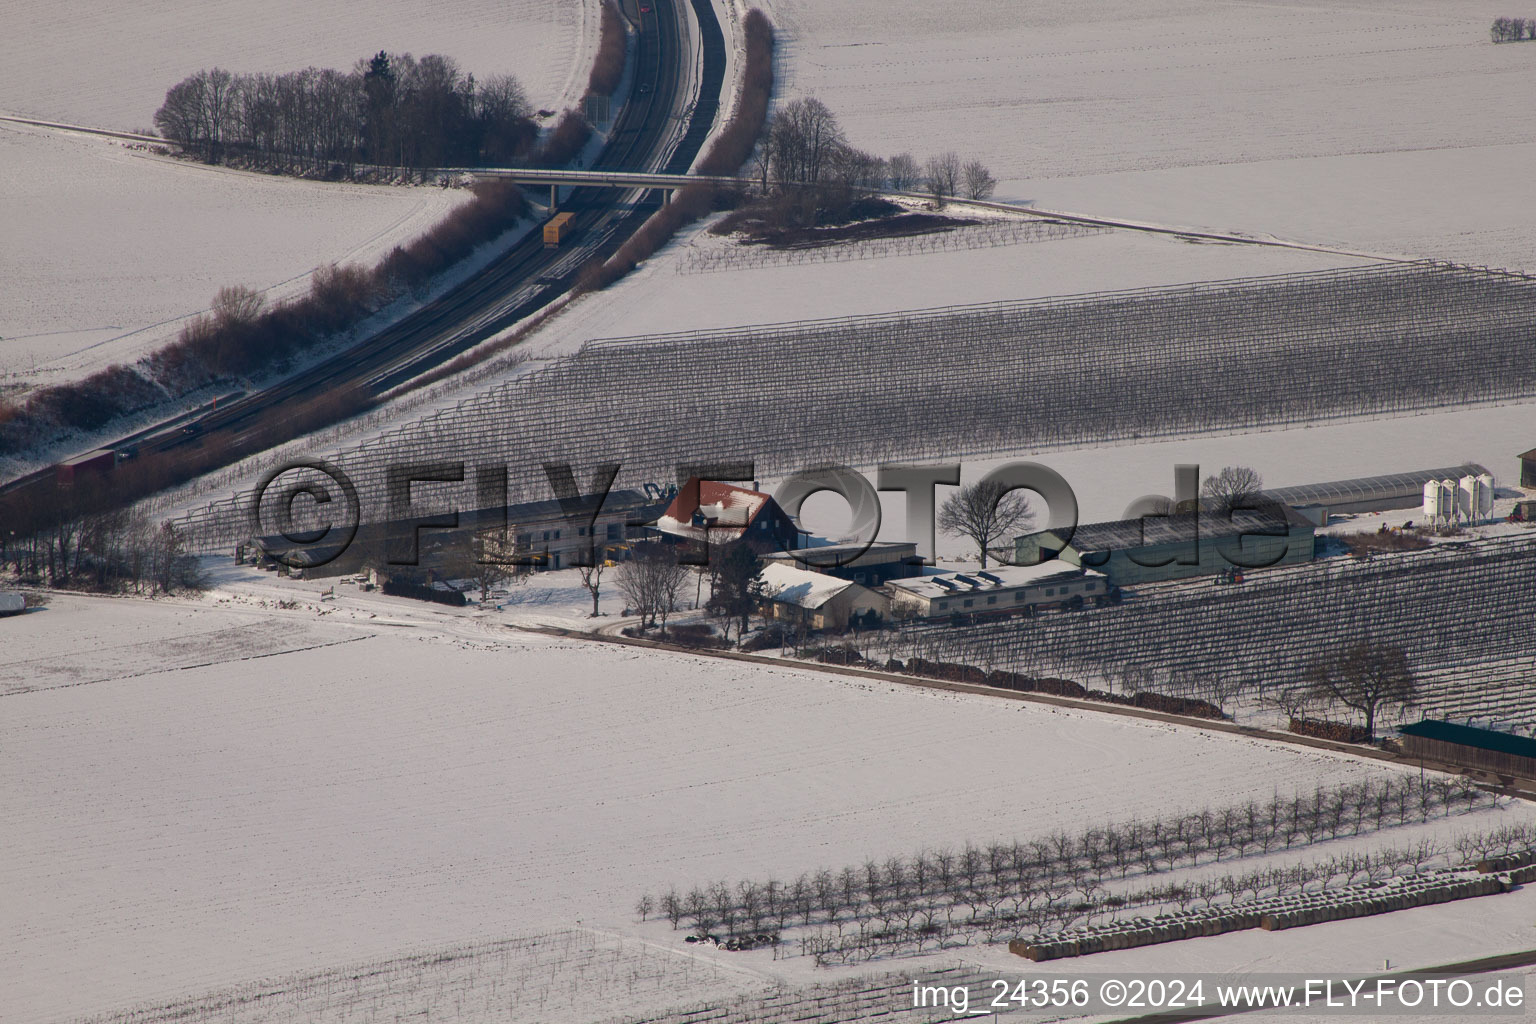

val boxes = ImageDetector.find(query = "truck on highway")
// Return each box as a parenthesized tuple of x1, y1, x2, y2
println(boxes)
(543, 211, 575, 248)
(55, 448, 117, 486)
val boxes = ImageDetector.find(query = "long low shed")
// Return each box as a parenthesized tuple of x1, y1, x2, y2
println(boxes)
(1398, 720, 1536, 780)
(1262, 464, 1490, 516)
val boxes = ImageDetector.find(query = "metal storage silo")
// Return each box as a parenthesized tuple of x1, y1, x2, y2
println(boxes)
(1438, 479, 1457, 519)
(1422, 480, 1441, 520)
(1476, 473, 1496, 517)
(1458, 476, 1478, 520)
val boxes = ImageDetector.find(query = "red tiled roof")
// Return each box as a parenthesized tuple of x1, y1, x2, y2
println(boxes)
(662, 479, 774, 527)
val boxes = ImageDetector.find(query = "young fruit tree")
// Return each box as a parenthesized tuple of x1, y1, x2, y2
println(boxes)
(938, 480, 1034, 569)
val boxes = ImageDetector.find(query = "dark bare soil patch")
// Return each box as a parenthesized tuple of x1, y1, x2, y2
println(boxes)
(712, 196, 980, 250)
(750, 212, 980, 249)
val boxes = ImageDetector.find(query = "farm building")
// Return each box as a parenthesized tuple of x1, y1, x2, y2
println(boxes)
(757, 562, 888, 630)
(1013, 503, 1315, 586)
(1520, 449, 1536, 490)
(1398, 720, 1536, 782)
(653, 479, 803, 555)
(1262, 464, 1490, 517)
(884, 562, 1110, 620)
(487, 488, 661, 570)
(760, 541, 922, 586)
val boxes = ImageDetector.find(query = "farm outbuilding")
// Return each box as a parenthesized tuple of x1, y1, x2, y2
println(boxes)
(757, 562, 888, 630)
(1262, 464, 1490, 516)
(1398, 720, 1536, 781)
(760, 541, 922, 586)
(488, 488, 660, 570)
(1013, 504, 1315, 587)
(884, 563, 1110, 620)
(1520, 448, 1536, 490)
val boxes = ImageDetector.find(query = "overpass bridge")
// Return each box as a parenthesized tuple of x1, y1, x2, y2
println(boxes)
(442, 166, 755, 206)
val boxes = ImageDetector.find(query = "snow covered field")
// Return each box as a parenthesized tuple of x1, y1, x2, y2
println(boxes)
(762, 0, 1536, 270)
(2, 0, 593, 130)
(1, 0, 595, 394)
(8, 584, 1528, 1023)
(514, 219, 1380, 362)
(0, 123, 471, 393)
(11, 0, 1536, 1019)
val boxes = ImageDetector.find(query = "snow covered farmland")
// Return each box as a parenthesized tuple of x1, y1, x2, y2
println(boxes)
(7, 587, 1522, 1023)
(762, 0, 1536, 270)
(0, 123, 470, 393)
(1, 0, 594, 130)
(0, 0, 595, 394)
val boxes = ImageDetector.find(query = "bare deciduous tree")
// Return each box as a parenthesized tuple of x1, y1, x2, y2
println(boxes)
(886, 152, 920, 190)
(937, 480, 1034, 568)
(767, 97, 846, 186)
(1307, 641, 1418, 740)
(461, 528, 520, 603)
(924, 151, 961, 206)
(213, 285, 266, 329)
(1200, 465, 1265, 514)
(615, 541, 690, 634)
(961, 159, 997, 200)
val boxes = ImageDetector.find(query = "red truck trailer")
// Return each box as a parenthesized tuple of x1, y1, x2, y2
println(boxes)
(55, 448, 117, 486)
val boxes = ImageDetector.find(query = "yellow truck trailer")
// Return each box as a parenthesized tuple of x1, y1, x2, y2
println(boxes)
(543, 211, 575, 248)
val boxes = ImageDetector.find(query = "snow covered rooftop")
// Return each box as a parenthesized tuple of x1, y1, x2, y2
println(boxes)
(758, 562, 861, 610)
(762, 540, 918, 568)
(884, 561, 1099, 599)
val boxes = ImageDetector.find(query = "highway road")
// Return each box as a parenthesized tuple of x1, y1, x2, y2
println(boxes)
(1, 0, 726, 516)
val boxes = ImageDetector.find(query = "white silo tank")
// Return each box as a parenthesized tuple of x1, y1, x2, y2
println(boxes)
(1438, 479, 1457, 518)
(1458, 476, 1478, 520)
(1422, 480, 1440, 519)
(1477, 473, 1495, 517)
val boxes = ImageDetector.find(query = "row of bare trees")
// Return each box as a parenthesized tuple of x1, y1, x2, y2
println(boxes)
(753, 98, 998, 205)
(155, 55, 537, 172)
(4, 506, 204, 595)
(1491, 16, 1536, 41)
(639, 774, 1494, 946)
(795, 835, 1471, 965)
